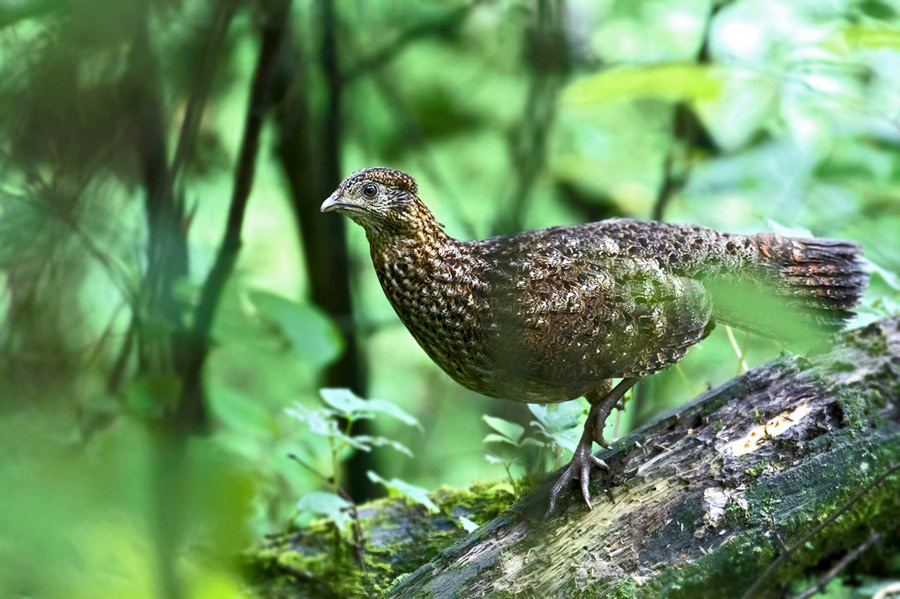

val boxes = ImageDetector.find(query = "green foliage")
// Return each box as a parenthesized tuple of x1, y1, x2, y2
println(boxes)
(367, 471, 439, 514)
(1, 0, 900, 595)
(564, 64, 725, 107)
(483, 402, 585, 494)
(250, 290, 344, 369)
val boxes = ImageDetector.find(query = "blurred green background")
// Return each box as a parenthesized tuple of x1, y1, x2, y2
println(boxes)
(1, 0, 899, 597)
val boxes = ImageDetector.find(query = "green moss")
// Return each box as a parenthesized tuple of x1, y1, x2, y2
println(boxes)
(744, 460, 772, 478)
(246, 481, 516, 599)
(606, 578, 638, 599)
(834, 389, 873, 432)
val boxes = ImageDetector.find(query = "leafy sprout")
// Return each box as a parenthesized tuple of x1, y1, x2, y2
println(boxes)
(287, 388, 421, 530)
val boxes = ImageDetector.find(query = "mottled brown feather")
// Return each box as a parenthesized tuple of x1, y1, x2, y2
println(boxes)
(327, 168, 868, 405)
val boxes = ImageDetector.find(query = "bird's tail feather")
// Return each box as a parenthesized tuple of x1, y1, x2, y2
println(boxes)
(707, 234, 868, 343)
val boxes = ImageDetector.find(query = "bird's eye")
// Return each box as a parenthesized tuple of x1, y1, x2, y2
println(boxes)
(363, 183, 377, 198)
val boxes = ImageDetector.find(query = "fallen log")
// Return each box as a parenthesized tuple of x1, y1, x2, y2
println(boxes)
(251, 317, 900, 598)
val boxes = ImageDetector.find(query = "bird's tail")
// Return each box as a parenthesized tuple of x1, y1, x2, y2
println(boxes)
(708, 234, 868, 342)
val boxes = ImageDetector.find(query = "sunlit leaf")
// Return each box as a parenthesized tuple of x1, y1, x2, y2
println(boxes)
(483, 433, 519, 446)
(354, 435, 413, 457)
(482, 415, 524, 444)
(297, 492, 352, 530)
(549, 430, 580, 454)
(528, 401, 583, 432)
(563, 64, 724, 107)
(250, 290, 343, 368)
(863, 259, 900, 291)
(320, 388, 367, 415)
(367, 398, 421, 428)
(835, 26, 900, 49)
(367, 471, 438, 513)
(519, 437, 546, 450)
(484, 453, 504, 465)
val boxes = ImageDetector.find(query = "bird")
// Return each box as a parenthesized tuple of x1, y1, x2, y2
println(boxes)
(321, 166, 868, 514)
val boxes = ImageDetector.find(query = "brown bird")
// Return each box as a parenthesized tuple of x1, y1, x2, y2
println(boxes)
(321, 167, 867, 514)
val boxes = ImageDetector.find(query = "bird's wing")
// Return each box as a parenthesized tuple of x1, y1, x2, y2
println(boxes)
(479, 233, 713, 385)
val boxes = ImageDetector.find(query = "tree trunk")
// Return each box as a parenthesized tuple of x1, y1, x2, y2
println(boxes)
(251, 316, 900, 598)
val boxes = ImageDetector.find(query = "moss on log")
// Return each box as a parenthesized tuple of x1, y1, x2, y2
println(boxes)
(250, 317, 900, 598)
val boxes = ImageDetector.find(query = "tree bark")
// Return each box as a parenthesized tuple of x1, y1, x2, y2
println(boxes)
(271, 2, 377, 501)
(251, 316, 900, 598)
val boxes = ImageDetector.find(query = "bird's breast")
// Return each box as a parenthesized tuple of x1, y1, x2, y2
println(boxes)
(372, 241, 492, 389)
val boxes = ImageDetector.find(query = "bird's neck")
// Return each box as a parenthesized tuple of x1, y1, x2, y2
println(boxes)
(365, 201, 453, 255)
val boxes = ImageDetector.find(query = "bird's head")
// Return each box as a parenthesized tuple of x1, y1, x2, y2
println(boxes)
(321, 167, 440, 240)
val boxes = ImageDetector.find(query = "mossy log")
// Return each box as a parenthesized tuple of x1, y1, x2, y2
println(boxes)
(251, 317, 900, 598)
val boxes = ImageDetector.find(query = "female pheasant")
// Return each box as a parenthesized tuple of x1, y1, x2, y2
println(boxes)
(321, 167, 867, 514)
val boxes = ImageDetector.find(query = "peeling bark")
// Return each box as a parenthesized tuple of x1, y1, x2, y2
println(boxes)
(252, 317, 900, 598)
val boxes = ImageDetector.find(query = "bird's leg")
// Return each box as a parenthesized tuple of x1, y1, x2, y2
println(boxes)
(587, 378, 638, 449)
(546, 377, 639, 516)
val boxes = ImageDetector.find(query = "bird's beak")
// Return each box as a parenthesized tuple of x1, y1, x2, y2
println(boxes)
(320, 192, 342, 213)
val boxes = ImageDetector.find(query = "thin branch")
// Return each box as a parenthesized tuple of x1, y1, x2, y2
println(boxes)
(161, 0, 239, 209)
(789, 531, 880, 599)
(174, 0, 292, 431)
(740, 463, 900, 599)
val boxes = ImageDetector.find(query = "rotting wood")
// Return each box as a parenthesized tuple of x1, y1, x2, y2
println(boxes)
(251, 317, 900, 599)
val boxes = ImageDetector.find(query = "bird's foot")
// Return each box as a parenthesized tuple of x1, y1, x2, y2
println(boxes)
(546, 438, 609, 516)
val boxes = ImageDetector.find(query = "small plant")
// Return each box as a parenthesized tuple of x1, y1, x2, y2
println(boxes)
(482, 400, 584, 494)
(286, 388, 420, 531)
(287, 388, 477, 539)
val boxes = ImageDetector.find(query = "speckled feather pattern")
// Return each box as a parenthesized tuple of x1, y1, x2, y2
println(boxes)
(332, 168, 868, 405)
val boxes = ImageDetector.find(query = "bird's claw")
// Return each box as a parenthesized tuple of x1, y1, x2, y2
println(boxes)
(545, 442, 609, 517)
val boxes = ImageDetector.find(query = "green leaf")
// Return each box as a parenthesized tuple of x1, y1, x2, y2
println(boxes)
(549, 430, 580, 454)
(563, 64, 724, 107)
(366, 399, 421, 429)
(354, 435, 413, 457)
(250, 290, 343, 368)
(286, 404, 371, 451)
(519, 437, 546, 450)
(320, 388, 367, 415)
(859, 0, 897, 20)
(834, 25, 900, 49)
(297, 492, 352, 530)
(367, 471, 438, 513)
(528, 401, 583, 432)
(484, 453, 504, 465)
(483, 433, 519, 446)
(482, 415, 524, 444)
(863, 259, 900, 291)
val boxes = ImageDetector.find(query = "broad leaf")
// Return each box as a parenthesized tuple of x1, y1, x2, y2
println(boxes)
(367, 471, 438, 513)
(250, 290, 343, 368)
(482, 415, 524, 444)
(297, 492, 352, 530)
(483, 433, 519, 446)
(367, 399, 421, 428)
(354, 435, 413, 457)
(320, 388, 367, 415)
(563, 64, 724, 107)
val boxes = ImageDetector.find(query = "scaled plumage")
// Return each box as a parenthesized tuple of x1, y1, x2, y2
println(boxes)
(322, 167, 868, 513)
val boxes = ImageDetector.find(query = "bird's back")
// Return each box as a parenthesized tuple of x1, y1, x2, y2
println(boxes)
(466, 218, 866, 400)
